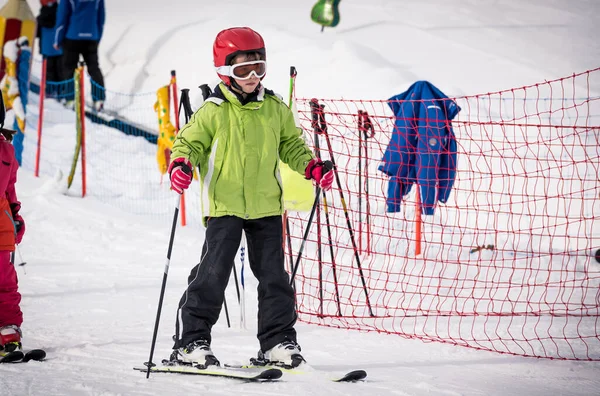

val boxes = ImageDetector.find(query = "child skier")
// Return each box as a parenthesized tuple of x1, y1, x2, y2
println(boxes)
(0, 95, 26, 357)
(167, 27, 333, 368)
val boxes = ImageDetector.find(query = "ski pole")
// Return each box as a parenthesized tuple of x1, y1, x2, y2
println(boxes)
(223, 293, 231, 328)
(310, 98, 325, 316)
(145, 194, 181, 378)
(310, 105, 341, 316)
(286, 66, 299, 297)
(310, 99, 375, 317)
(240, 242, 246, 329)
(179, 88, 193, 123)
(321, 191, 342, 316)
(289, 161, 333, 285)
(358, 110, 364, 253)
(362, 111, 374, 254)
(232, 261, 241, 304)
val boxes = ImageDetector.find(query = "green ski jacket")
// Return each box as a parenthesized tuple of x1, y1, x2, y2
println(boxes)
(171, 83, 315, 223)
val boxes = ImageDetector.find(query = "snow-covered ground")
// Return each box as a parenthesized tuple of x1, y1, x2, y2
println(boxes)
(1, 0, 599, 395)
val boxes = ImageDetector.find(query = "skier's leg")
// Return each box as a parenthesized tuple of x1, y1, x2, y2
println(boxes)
(0, 251, 22, 329)
(174, 216, 243, 349)
(80, 40, 105, 102)
(59, 39, 80, 102)
(244, 216, 297, 353)
(45, 56, 63, 97)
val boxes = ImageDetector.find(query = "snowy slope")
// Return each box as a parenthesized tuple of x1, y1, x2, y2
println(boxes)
(1, 0, 599, 395)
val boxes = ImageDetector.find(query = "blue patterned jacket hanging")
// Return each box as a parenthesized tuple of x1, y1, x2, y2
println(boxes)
(378, 81, 460, 215)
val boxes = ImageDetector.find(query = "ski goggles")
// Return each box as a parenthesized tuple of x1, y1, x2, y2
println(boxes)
(216, 60, 267, 80)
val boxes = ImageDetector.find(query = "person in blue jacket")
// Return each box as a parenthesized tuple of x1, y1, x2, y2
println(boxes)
(36, 0, 63, 98)
(53, 0, 106, 111)
(379, 81, 460, 215)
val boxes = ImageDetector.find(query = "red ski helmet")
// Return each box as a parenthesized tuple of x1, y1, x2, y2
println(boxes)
(213, 27, 266, 85)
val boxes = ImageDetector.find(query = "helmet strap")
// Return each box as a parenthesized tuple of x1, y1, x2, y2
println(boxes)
(227, 82, 262, 105)
(230, 79, 245, 94)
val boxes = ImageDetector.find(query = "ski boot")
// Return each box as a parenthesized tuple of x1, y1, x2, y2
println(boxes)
(170, 339, 220, 369)
(252, 339, 305, 369)
(0, 325, 22, 357)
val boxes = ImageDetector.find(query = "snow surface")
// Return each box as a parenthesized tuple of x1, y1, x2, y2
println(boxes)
(1, 0, 599, 395)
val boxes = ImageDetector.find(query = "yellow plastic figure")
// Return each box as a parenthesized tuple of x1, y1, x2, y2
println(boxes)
(0, 37, 27, 132)
(154, 85, 177, 175)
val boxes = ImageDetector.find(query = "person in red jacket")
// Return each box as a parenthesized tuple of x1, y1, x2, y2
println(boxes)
(0, 95, 25, 357)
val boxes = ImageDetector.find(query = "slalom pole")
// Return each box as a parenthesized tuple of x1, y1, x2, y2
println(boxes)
(310, 99, 375, 317)
(79, 63, 87, 197)
(34, 58, 47, 177)
(170, 71, 180, 131)
(415, 185, 422, 256)
(67, 66, 83, 190)
(289, 161, 333, 285)
(145, 194, 181, 378)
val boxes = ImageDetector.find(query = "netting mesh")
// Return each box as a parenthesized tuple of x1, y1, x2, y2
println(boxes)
(287, 69, 600, 360)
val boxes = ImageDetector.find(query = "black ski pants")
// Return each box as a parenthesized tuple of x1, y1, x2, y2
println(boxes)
(174, 215, 297, 353)
(44, 55, 63, 97)
(60, 39, 105, 102)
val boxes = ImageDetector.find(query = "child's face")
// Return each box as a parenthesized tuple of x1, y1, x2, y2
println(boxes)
(232, 54, 263, 94)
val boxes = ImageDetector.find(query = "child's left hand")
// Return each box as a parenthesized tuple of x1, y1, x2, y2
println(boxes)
(14, 214, 25, 244)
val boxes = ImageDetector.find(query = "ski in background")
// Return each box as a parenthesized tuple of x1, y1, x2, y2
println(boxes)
(0, 349, 46, 363)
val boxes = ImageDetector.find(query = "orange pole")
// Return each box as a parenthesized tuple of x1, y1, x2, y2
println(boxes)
(170, 70, 180, 130)
(80, 66, 87, 197)
(415, 184, 422, 256)
(170, 70, 186, 226)
(34, 58, 47, 177)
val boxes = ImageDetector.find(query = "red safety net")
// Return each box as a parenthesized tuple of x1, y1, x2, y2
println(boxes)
(285, 68, 600, 360)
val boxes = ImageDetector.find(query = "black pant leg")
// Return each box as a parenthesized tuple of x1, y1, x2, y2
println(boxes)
(174, 216, 243, 349)
(80, 40, 105, 101)
(244, 215, 297, 352)
(60, 39, 81, 101)
(45, 55, 62, 97)
(45, 55, 62, 82)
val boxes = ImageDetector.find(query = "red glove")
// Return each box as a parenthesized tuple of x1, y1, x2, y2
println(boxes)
(305, 158, 334, 191)
(168, 158, 193, 194)
(13, 214, 25, 244)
